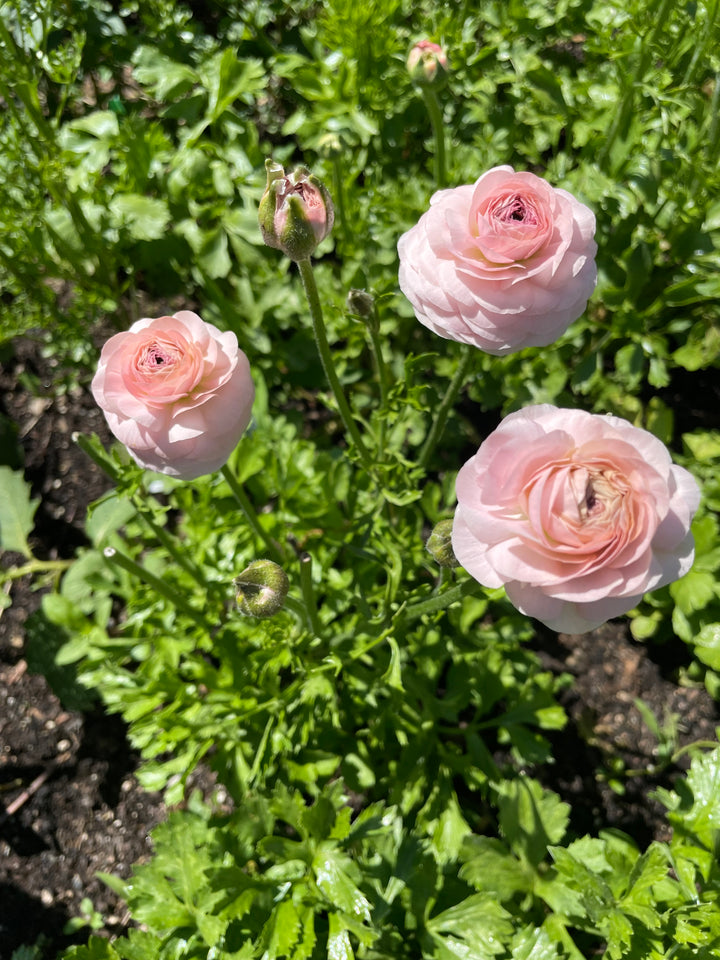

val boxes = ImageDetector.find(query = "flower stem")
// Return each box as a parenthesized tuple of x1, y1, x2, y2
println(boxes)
(220, 464, 284, 564)
(132, 494, 208, 587)
(418, 348, 473, 470)
(299, 553, 322, 636)
(103, 545, 211, 630)
(73, 432, 122, 483)
(297, 258, 373, 470)
(403, 577, 482, 622)
(366, 305, 391, 456)
(331, 155, 349, 246)
(367, 306, 391, 408)
(421, 85, 447, 189)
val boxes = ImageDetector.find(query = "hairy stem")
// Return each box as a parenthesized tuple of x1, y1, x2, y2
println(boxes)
(297, 258, 373, 470)
(421, 85, 447, 189)
(220, 464, 284, 564)
(418, 348, 473, 469)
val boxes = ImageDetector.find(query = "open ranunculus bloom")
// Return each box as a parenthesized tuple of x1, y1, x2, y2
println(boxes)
(452, 405, 700, 633)
(397, 166, 597, 355)
(92, 311, 254, 480)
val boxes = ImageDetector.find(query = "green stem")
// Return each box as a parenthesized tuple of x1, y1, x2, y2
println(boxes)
(418, 348, 473, 469)
(367, 307, 390, 456)
(299, 553, 322, 636)
(220, 464, 284, 563)
(420, 85, 447, 189)
(331, 155, 349, 246)
(103, 545, 211, 630)
(297, 258, 373, 470)
(350, 613, 404, 662)
(0, 558, 73, 583)
(707, 70, 720, 163)
(368, 310, 390, 401)
(403, 577, 482, 622)
(73, 432, 122, 483)
(132, 495, 208, 587)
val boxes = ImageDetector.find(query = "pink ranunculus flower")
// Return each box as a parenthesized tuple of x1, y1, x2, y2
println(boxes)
(91, 311, 254, 480)
(452, 405, 700, 633)
(397, 166, 597, 356)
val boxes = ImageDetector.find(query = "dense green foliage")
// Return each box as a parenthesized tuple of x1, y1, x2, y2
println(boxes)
(2, 0, 720, 957)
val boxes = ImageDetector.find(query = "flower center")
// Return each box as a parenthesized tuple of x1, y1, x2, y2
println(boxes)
(577, 469, 626, 525)
(137, 340, 182, 373)
(492, 194, 538, 226)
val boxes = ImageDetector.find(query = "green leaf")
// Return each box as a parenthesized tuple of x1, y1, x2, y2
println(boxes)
(496, 777, 569, 868)
(381, 635, 404, 690)
(667, 746, 720, 850)
(620, 843, 668, 925)
(312, 844, 371, 923)
(683, 431, 720, 462)
(198, 227, 232, 278)
(510, 925, 562, 960)
(59, 937, 120, 959)
(670, 569, 717, 615)
(202, 50, 265, 122)
(692, 624, 720, 671)
(260, 898, 301, 960)
(546, 846, 614, 921)
(327, 912, 354, 960)
(110, 194, 170, 241)
(85, 496, 136, 546)
(427, 894, 514, 958)
(66, 111, 120, 140)
(0, 466, 38, 557)
(459, 837, 533, 901)
(431, 791, 472, 864)
(132, 47, 197, 101)
(605, 907, 634, 959)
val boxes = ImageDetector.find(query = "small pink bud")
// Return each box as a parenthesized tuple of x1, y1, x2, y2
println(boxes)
(258, 159, 334, 261)
(407, 40, 449, 84)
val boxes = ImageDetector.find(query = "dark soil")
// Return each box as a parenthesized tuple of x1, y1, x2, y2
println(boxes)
(1, 336, 719, 958)
(534, 624, 720, 848)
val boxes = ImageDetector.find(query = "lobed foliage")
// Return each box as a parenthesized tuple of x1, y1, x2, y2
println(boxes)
(2, 0, 720, 957)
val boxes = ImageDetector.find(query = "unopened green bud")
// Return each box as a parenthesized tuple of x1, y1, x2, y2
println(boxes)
(258, 158, 334, 261)
(426, 519, 459, 568)
(346, 288, 375, 320)
(234, 560, 289, 618)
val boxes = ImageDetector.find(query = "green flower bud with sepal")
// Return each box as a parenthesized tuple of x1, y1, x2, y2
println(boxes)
(258, 159, 334, 261)
(346, 288, 375, 320)
(426, 518, 459, 568)
(234, 559, 289, 618)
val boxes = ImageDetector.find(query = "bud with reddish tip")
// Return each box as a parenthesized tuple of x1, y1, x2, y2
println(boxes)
(258, 159, 334, 261)
(407, 40, 449, 84)
(234, 559, 289, 618)
(426, 519, 459, 568)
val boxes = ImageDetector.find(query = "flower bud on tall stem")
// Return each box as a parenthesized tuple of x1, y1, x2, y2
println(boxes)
(259, 159, 334, 261)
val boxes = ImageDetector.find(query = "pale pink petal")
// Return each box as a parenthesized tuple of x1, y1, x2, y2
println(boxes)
(92, 311, 254, 480)
(453, 405, 700, 633)
(398, 165, 597, 355)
